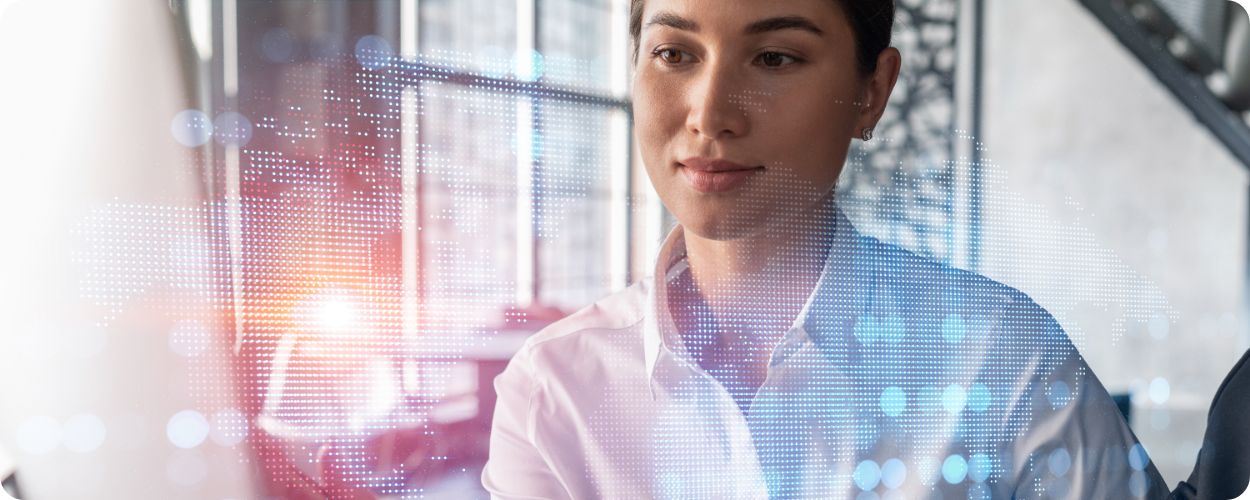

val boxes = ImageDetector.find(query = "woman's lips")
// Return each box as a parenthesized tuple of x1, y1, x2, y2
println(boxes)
(679, 158, 763, 194)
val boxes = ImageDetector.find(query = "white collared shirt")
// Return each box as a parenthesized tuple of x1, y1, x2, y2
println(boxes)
(483, 209, 1166, 500)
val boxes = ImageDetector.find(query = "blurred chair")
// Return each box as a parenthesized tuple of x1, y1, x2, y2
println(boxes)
(1170, 347, 1250, 499)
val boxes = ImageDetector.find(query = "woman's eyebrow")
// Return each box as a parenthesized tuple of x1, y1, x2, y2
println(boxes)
(743, 16, 825, 36)
(645, 12, 699, 32)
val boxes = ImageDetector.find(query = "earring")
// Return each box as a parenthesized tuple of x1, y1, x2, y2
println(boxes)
(861, 128, 874, 141)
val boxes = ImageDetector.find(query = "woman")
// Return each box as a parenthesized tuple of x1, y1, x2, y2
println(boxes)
(483, 0, 1166, 498)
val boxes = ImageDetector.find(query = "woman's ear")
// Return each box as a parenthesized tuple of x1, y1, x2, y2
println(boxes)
(857, 47, 902, 136)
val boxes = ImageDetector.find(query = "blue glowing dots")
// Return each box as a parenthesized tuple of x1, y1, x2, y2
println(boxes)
(855, 315, 879, 344)
(1049, 447, 1071, 476)
(208, 408, 248, 447)
(942, 454, 968, 484)
(968, 383, 991, 412)
(968, 453, 991, 483)
(970, 482, 992, 500)
(942, 384, 967, 414)
(942, 314, 966, 343)
(917, 456, 941, 485)
(171, 110, 212, 147)
(16, 415, 61, 455)
(880, 458, 906, 489)
(881, 314, 906, 343)
(354, 34, 394, 71)
(478, 45, 511, 79)
(1048, 380, 1071, 408)
(1149, 377, 1170, 405)
(166, 410, 208, 449)
(880, 386, 907, 417)
(921, 385, 942, 413)
(261, 27, 299, 63)
(854, 460, 882, 490)
(514, 49, 545, 81)
(213, 112, 252, 148)
(1128, 443, 1150, 471)
(62, 413, 106, 453)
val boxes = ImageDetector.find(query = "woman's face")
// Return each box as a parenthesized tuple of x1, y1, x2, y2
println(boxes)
(634, 0, 892, 241)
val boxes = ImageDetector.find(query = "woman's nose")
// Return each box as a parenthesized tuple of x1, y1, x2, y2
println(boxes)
(685, 63, 750, 140)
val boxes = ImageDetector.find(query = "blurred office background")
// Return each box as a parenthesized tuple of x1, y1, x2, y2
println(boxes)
(1, 0, 1249, 497)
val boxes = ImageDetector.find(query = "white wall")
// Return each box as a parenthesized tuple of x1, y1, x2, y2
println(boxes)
(0, 1, 254, 498)
(982, 0, 1249, 483)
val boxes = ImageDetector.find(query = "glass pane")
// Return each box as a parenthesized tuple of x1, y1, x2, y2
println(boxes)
(421, 0, 517, 73)
(538, 0, 613, 92)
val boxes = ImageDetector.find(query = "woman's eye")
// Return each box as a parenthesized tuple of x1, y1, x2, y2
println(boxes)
(758, 52, 795, 67)
(659, 49, 685, 64)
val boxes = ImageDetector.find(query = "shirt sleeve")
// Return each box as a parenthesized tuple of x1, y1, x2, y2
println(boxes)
(481, 343, 574, 500)
(1007, 351, 1170, 500)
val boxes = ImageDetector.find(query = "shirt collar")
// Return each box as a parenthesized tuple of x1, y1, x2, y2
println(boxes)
(643, 205, 865, 381)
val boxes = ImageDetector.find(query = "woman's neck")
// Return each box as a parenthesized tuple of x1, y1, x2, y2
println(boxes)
(680, 196, 837, 340)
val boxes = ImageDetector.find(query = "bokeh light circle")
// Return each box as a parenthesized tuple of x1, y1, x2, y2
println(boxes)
(854, 316, 879, 344)
(881, 458, 906, 489)
(1129, 470, 1149, 497)
(1149, 377, 1170, 405)
(513, 48, 545, 81)
(942, 314, 965, 344)
(1048, 448, 1071, 477)
(854, 460, 881, 490)
(1128, 443, 1151, 471)
(880, 386, 906, 417)
(1048, 380, 1071, 408)
(942, 384, 966, 414)
(355, 35, 394, 71)
(17, 415, 61, 455)
(213, 112, 253, 148)
(166, 410, 208, 449)
(171, 109, 213, 147)
(62, 413, 106, 453)
(261, 27, 299, 63)
(881, 315, 905, 343)
(942, 454, 967, 484)
(968, 453, 991, 483)
(1147, 313, 1169, 339)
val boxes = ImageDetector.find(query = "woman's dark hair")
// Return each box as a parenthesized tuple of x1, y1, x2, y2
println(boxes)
(628, 0, 896, 76)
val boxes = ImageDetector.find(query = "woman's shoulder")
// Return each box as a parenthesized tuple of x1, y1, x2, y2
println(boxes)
(849, 232, 1058, 327)
(516, 278, 652, 357)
